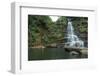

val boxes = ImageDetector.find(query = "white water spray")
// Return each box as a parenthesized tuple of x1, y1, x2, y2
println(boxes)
(64, 19, 84, 48)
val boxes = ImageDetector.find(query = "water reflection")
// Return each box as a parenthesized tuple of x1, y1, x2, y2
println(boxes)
(28, 48, 88, 61)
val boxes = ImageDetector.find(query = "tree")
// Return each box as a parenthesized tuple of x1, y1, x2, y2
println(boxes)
(28, 15, 88, 47)
(28, 15, 52, 47)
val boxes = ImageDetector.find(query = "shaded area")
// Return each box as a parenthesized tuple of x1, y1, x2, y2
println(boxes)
(28, 48, 88, 61)
(28, 15, 88, 61)
(28, 15, 88, 48)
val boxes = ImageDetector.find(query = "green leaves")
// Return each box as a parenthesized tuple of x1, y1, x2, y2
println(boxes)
(28, 15, 88, 47)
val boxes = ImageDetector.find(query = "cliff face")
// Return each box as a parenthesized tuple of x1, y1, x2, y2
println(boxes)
(72, 17, 88, 47)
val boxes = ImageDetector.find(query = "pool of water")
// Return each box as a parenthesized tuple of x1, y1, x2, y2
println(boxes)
(28, 48, 88, 61)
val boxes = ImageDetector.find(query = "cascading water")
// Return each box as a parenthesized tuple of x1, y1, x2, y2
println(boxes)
(64, 19, 84, 48)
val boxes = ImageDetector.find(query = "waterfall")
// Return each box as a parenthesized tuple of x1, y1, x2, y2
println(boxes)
(64, 19, 84, 48)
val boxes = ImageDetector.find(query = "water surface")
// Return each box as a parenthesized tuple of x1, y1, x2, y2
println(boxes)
(28, 48, 87, 61)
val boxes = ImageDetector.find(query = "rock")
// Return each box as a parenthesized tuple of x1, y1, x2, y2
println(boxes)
(70, 51, 79, 55)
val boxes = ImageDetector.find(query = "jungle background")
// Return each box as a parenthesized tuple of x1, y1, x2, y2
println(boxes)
(28, 15, 88, 48)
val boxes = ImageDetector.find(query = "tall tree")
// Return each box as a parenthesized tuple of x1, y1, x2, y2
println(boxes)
(28, 15, 52, 47)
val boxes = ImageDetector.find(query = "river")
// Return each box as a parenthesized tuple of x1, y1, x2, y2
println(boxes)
(28, 48, 88, 61)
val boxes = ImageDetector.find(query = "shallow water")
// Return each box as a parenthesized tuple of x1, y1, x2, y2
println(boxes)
(28, 48, 88, 61)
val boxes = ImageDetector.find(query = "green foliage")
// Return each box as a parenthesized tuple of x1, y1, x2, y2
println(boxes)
(28, 15, 88, 47)
(28, 15, 52, 47)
